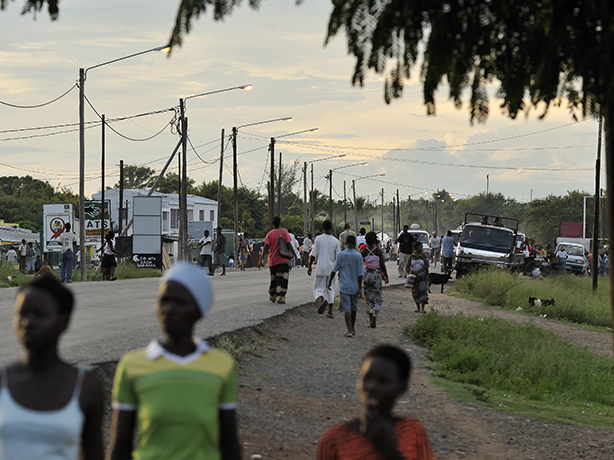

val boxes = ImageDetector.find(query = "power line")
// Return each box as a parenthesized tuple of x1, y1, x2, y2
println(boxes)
(0, 83, 77, 109)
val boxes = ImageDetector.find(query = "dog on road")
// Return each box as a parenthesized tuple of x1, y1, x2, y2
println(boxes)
(528, 296, 555, 307)
(428, 272, 452, 293)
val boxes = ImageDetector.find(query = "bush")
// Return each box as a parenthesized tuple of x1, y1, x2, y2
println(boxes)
(452, 270, 612, 328)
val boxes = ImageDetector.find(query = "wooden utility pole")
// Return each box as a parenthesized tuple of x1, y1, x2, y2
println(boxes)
(329, 169, 333, 225)
(278, 151, 282, 217)
(217, 129, 225, 229)
(381, 188, 384, 238)
(178, 98, 188, 261)
(353, 180, 358, 232)
(119, 160, 124, 233)
(592, 115, 603, 291)
(269, 137, 275, 224)
(343, 180, 347, 224)
(232, 127, 239, 264)
(310, 164, 315, 236)
(101, 114, 106, 248)
(303, 162, 308, 237)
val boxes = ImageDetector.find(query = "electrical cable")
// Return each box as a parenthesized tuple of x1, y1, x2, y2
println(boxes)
(84, 95, 176, 141)
(0, 124, 98, 142)
(0, 83, 77, 109)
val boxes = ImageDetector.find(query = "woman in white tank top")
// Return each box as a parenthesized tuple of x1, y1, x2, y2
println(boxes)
(0, 276, 104, 460)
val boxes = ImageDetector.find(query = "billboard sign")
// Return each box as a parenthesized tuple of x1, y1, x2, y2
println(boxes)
(84, 200, 110, 243)
(359, 221, 371, 233)
(43, 204, 74, 253)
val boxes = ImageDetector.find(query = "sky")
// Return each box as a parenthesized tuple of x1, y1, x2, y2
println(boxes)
(0, 0, 603, 208)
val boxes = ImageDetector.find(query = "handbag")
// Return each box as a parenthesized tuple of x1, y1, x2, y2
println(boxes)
(404, 273, 417, 289)
(277, 229, 293, 259)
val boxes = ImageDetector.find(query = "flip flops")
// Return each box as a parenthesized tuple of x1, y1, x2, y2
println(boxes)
(317, 300, 328, 314)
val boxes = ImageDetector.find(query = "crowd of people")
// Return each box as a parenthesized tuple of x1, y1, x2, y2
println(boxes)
(0, 261, 435, 459)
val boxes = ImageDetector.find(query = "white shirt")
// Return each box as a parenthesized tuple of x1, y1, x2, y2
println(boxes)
(310, 233, 340, 276)
(357, 235, 366, 246)
(199, 236, 213, 255)
(302, 238, 313, 253)
(6, 250, 17, 263)
(61, 231, 77, 254)
(289, 233, 300, 252)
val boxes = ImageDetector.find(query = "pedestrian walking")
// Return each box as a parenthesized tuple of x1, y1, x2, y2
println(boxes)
(198, 229, 213, 275)
(25, 242, 35, 273)
(441, 230, 455, 275)
(308, 220, 341, 318)
(396, 225, 416, 278)
(107, 263, 241, 460)
(316, 345, 435, 460)
(301, 233, 313, 267)
(18, 239, 27, 273)
(0, 275, 104, 460)
(360, 231, 389, 329)
(328, 235, 364, 337)
(60, 223, 77, 283)
(238, 233, 250, 271)
(406, 242, 429, 313)
(556, 246, 568, 273)
(338, 222, 356, 250)
(428, 232, 441, 267)
(356, 227, 367, 247)
(6, 247, 17, 268)
(287, 229, 300, 267)
(98, 230, 117, 281)
(212, 227, 227, 276)
(259, 216, 296, 304)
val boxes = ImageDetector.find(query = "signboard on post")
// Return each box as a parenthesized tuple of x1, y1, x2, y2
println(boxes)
(132, 196, 162, 269)
(43, 204, 74, 253)
(84, 200, 110, 244)
(359, 221, 371, 233)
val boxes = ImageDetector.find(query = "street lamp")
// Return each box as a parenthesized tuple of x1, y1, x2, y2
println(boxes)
(351, 173, 386, 232)
(268, 128, 319, 226)
(79, 45, 170, 280)
(177, 84, 253, 261)
(327, 162, 368, 226)
(303, 154, 347, 236)
(232, 117, 292, 261)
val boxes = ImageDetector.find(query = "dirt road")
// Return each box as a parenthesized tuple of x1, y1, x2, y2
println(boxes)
(94, 285, 614, 459)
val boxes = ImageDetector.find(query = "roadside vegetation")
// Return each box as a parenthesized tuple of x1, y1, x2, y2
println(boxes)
(0, 261, 161, 287)
(452, 270, 612, 328)
(407, 312, 614, 428)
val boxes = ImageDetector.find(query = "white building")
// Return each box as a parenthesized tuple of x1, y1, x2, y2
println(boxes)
(91, 188, 218, 237)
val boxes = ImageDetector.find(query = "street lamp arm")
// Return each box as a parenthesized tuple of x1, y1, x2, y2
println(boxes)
(184, 84, 252, 101)
(237, 117, 292, 130)
(275, 127, 319, 139)
(84, 45, 170, 78)
(332, 161, 368, 172)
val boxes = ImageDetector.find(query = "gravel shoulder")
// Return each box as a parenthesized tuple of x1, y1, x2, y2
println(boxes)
(93, 283, 614, 459)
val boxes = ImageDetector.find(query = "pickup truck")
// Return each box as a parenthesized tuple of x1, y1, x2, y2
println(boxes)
(455, 213, 524, 278)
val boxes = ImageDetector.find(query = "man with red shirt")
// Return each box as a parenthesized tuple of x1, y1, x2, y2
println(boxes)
(259, 216, 296, 304)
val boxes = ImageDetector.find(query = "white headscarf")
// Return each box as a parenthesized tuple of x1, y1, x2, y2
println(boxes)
(161, 263, 214, 316)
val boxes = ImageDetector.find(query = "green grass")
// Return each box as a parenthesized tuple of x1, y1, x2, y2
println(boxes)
(407, 312, 614, 428)
(452, 270, 613, 328)
(0, 261, 162, 287)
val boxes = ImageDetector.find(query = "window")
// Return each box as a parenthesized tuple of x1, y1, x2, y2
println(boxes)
(199, 210, 204, 221)
(187, 210, 193, 223)
(170, 209, 179, 229)
(210, 210, 215, 221)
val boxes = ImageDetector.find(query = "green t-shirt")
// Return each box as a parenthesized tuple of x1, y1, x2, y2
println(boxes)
(112, 339, 237, 460)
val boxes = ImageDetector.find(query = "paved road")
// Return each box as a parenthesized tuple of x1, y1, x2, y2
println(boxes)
(0, 261, 406, 366)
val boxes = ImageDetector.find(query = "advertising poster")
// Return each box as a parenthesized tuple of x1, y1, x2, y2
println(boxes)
(359, 221, 371, 233)
(84, 200, 110, 244)
(43, 204, 73, 253)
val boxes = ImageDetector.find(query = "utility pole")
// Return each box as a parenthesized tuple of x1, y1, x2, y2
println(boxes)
(381, 188, 384, 238)
(310, 164, 315, 236)
(486, 174, 490, 195)
(396, 189, 400, 235)
(101, 114, 106, 249)
(79, 67, 86, 281)
(303, 162, 307, 237)
(269, 137, 275, 224)
(353, 180, 358, 232)
(178, 98, 188, 261)
(328, 169, 333, 225)
(278, 151, 282, 217)
(217, 128, 225, 229)
(592, 115, 603, 291)
(392, 197, 396, 238)
(232, 127, 239, 265)
(343, 180, 347, 224)
(119, 160, 124, 234)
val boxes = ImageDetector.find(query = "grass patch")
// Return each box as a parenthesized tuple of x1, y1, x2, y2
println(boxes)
(407, 312, 614, 428)
(452, 270, 612, 328)
(214, 334, 266, 360)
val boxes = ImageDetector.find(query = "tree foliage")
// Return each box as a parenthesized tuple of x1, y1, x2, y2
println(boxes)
(115, 165, 156, 190)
